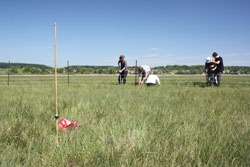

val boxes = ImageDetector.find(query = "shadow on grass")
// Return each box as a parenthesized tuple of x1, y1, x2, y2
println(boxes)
(192, 82, 207, 88)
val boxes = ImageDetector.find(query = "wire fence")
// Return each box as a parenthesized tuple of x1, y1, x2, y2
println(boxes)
(0, 75, 250, 88)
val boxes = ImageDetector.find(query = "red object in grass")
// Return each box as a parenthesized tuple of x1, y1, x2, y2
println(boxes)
(59, 119, 80, 131)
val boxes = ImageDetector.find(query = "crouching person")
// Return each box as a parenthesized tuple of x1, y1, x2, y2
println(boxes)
(138, 65, 150, 85)
(205, 57, 216, 86)
(146, 73, 160, 86)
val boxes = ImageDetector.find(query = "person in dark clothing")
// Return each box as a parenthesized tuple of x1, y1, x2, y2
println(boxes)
(211, 52, 224, 87)
(205, 57, 216, 86)
(118, 55, 128, 84)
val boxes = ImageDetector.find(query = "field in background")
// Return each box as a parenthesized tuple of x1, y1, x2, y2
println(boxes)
(0, 75, 250, 166)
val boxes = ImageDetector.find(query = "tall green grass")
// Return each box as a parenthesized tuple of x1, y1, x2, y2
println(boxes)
(0, 75, 250, 166)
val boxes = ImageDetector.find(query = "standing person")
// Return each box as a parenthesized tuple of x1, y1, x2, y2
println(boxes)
(146, 72, 160, 86)
(138, 65, 150, 85)
(118, 55, 128, 85)
(205, 57, 216, 86)
(211, 52, 224, 87)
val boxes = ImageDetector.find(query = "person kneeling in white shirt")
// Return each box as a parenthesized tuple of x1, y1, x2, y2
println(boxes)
(146, 74, 160, 86)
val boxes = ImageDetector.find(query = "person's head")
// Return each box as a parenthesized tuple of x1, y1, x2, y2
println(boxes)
(212, 52, 219, 58)
(150, 70, 155, 74)
(120, 55, 125, 61)
(139, 66, 143, 72)
(206, 57, 212, 63)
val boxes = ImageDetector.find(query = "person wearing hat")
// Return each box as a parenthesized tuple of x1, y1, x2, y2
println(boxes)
(205, 57, 216, 86)
(118, 55, 128, 84)
(211, 52, 224, 87)
(138, 65, 150, 85)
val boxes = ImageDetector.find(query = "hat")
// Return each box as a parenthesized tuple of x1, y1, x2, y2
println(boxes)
(206, 57, 212, 63)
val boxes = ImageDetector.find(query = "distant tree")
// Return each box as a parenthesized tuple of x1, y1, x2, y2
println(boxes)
(31, 67, 41, 74)
(80, 68, 87, 74)
(67, 67, 73, 73)
(57, 68, 64, 73)
(76, 67, 82, 74)
(41, 68, 50, 74)
(87, 68, 94, 74)
(10, 68, 18, 74)
(97, 68, 104, 74)
(23, 67, 31, 73)
(108, 67, 116, 74)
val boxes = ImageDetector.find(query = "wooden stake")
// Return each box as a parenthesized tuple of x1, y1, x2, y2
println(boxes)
(135, 60, 137, 85)
(67, 60, 69, 86)
(54, 22, 59, 142)
(8, 60, 10, 86)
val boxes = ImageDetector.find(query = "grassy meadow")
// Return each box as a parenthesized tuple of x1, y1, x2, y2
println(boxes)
(0, 75, 250, 166)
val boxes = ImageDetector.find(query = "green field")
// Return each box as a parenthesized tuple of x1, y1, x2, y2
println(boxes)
(0, 75, 250, 166)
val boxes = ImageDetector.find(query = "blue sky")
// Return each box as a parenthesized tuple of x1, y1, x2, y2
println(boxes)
(0, 0, 250, 67)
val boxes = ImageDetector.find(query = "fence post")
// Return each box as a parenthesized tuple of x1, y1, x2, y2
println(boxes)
(135, 60, 137, 85)
(8, 60, 10, 86)
(67, 60, 69, 86)
(54, 22, 59, 142)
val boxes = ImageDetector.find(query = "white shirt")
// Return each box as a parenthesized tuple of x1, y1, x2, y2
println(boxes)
(141, 65, 150, 74)
(146, 74, 160, 85)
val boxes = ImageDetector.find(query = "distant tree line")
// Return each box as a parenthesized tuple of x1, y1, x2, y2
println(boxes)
(0, 63, 250, 75)
(153, 65, 250, 75)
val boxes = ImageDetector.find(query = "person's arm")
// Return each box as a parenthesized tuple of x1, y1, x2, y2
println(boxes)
(205, 63, 208, 73)
(119, 67, 125, 73)
(213, 58, 221, 65)
(138, 75, 143, 85)
(119, 60, 127, 73)
(141, 73, 148, 84)
(214, 60, 220, 65)
(156, 77, 160, 86)
(211, 65, 217, 71)
(138, 71, 142, 85)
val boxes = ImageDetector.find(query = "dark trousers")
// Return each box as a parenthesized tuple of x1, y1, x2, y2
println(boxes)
(146, 83, 156, 86)
(212, 72, 222, 87)
(118, 71, 128, 84)
(206, 72, 213, 86)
